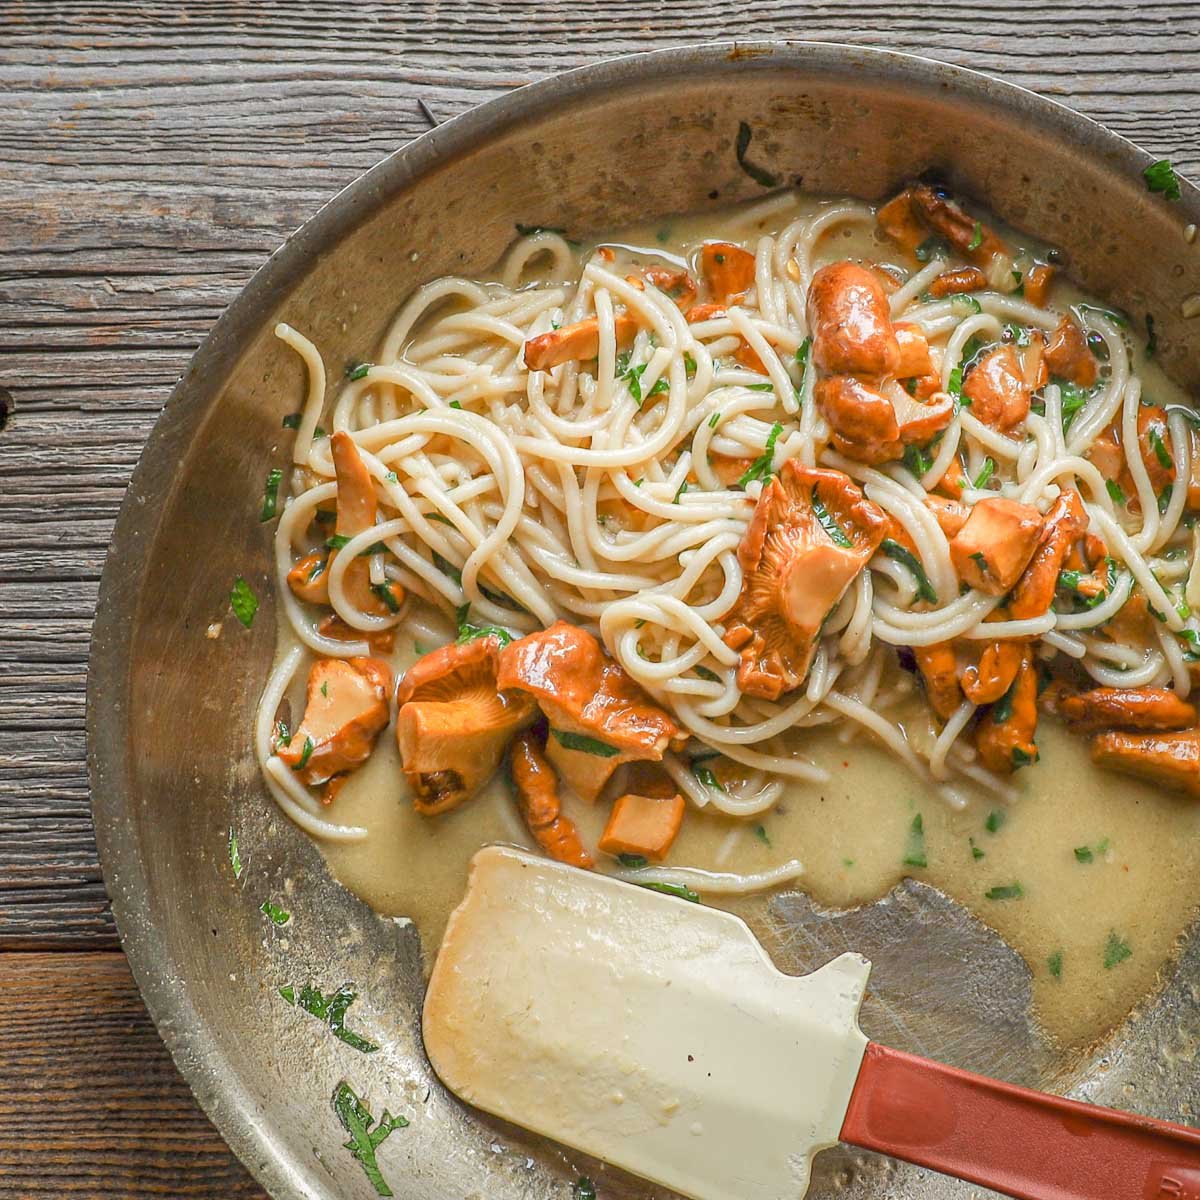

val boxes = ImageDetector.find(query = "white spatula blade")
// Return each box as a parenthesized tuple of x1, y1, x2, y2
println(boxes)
(424, 846, 871, 1200)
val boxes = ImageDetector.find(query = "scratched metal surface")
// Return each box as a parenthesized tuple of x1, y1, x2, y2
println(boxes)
(85, 41, 1200, 1200)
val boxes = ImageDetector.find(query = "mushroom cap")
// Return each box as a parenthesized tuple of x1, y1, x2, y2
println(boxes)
(962, 345, 1032, 431)
(277, 656, 392, 786)
(723, 462, 888, 700)
(1091, 729, 1200, 798)
(699, 241, 756, 305)
(395, 637, 536, 815)
(1060, 687, 1197, 733)
(496, 622, 682, 802)
(807, 261, 901, 378)
(949, 496, 1044, 595)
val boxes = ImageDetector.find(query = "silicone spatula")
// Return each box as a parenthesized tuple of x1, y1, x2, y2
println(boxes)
(423, 846, 1200, 1200)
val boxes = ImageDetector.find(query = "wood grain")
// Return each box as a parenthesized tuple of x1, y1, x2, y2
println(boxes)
(0, 3, 1198, 1195)
(0, 952, 264, 1196)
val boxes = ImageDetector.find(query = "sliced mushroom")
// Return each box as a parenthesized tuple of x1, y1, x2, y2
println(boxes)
(949, 497, 1044, 594)
(1044, 315, 1098, 388)
(912, 641, 962, 721)
(975, 647, 1039, 774)
(962, 345, 1032, 432)
(288, 550, 330, 605)
(1008, 488, 1088, 618)
(927, 267, 987, 298)
(598, 789, 686, 862)
(807, 262, 901, 378)
(1091, 730, 1200, 799)
(907, 185, 1010, 272)
(395, 638, 536, 815)
(934, 456, 968, 498)
(1059, 687, 1197, 733)
(699, 242, 756, 305)
(894, 323, 935, 378)
(876, 190, 929, 256)
(496, 622, 682, 802)
(1022, 264, 1056, 307)
(317, 612, 395, 655)
(816, 375, 900, 454)
(923, 495, 970, 539)
(643, 266, 698, 311)
(330, 431, 405, 617)
(510, 729, 593, 868)
(722, 462, 888, 700)
(523, 314, 638, 372)
(277, 656, 392, 796)
(961, 638, 1024, 706)
(1020, 331, 1048, 391)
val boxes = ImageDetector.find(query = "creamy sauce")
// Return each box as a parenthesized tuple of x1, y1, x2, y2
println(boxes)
(286, 192, 1200, 1059)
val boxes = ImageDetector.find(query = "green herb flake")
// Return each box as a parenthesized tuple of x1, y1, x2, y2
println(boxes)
(1011, 745, 1038, 770)
(320, 680, 329, 699)
(260, 467, 284, 522)
(985, 883, 1024, 901)
(734, 120, 778, 188)
(673, 480, 688, 504)
(293, 735, 314, 772)
(551, 729, 619, 757)
(1144, 159, 1182, 202)
(915, 236, 948, 264)
(967, 220, 984, 252)
(902, 443, 933, 479)
(230, 577, 259, 628)
(618, 853, 648, 869)
(684, 352, 697, 378)
(947, 363, 965, 403)
(708, 410, 722, 429)
(973, 457, 995, 489)
(842, 857, 856, 868)
(274, 719, 292, 748)
(951, 294, 982, 316)
(1047, 950, 1063, 980)
(228, 828, 243, 879)
(880, 538, 938, 604)
(1106, 478, 1127, 505)
(433, 550, 462, 587)
(448, 400, 462, 410)
(331, 1081, 408, 1197)
(1104, 930, 1133, 969)
(693, 664, 722, 683)
(1074, 845, 1094, 864)
(325, 533, 352, 550)
(281, 412, 302, 430)
(969, 836, 985, 861)
(385, 470, 398, 483)
(754, 824, 771, 847)
(575, 1179, 597, 1200)
(346, 362, 373, 381)
(455, 604, 512, 648)
(812, 487, 854, 549)
(737, 421, 784, 488)
(693, 763, 725, 792)
(637, 880, 701, 904)
(283, 982, 379, 1053)
(260, 899, 291, 926)
(371, 583, 402, 614)
(985, 808, 1006, 834)
(902, 813, 927, 869)
(1149, 425, 1173, 470)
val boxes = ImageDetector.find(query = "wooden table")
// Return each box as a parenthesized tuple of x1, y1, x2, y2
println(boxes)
(2, 3, 1197, 1194)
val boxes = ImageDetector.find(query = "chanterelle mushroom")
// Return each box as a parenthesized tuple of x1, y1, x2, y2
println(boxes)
(949, 497, 1044, 595)
(496, 621, 683, 802)
(722, 462, 888, 700)
(510, 728, 593, 869)
(1059, 687, 1197, 733)
(277, 657, 392, 798)
(524, 314, 637, 372)
(395, 637, 536, 815)
(807, 261, 900, 378)
(1091, 729, 1200, 799)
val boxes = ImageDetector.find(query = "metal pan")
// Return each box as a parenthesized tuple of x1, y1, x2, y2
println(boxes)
(88, 41, 1200, 1200)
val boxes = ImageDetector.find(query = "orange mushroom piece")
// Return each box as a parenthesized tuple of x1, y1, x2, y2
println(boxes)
(807, 261, 901, 378)
(277, 656, 392, 798)
(962, 345, 1033, 432)
(912, 641, 962, 721)
(975, 647, 1039, 774)
(816, 376, 953, 466)
(894, 322, 935, 378)
(1022, 264, 1056, 307)
(876, 190, 929, 257)
(1059, 687, 1197, 733)
(288, 549, 331, 605)
(1134, 405, 1176, 493)
(722, 462, 888, 700)
(330, 431, 405, 618)
(523, 313, 638, 372)
(1008, 488, 1087, 618)
(496, 621, 682, 802)
(926, 267, 988, 298)
(1020, 331, 1049, 391)
(395, 637, 536, 815)
(961, 638, 1025, 706)
(317, 612, 395, 655)
(923, 495, 969, 539)
(643, 266, 698, 311)
(934, 456, 968, 498)
(1091, 730, 1200, 798)
(907, 185, 1010, 270)
(699, 242, 756, 305)
(1044, 315, 1098, 388)
(510, 729, 593, 869)
(948, 497, 1044, 595)
(599, 790, 686, 863)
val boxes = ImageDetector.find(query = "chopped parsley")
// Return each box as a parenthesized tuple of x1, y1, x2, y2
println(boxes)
(281, 412, 302, 430)
(331, 1081, 408, 1197)
(637, 880, 701, 904)
(1143, 159, 1182, 202)
(575, 1178, 597, 1200)
(673, 480, 688, 504)
(967, 220, 984, 252)
(947, 362, 965, 404)
(1058, 382, 1091, 431)
(969, 837, 985, 861)
(754, 824, 771, 847)
(260, 899, 291, 926)
(448, 400, 462, 410)
(902, 813, 927, 869)
(950, 294, 982, 316)
(326, 533, 352, 550)
(795, 335, 812, 398)
(990, 678, 1016, 725)
(260, 467, 283, 522)
(708, 410, 722, 429)
(282, 982, 379, 1053)
(880, 539, 938, 604)
(228, 828, 243, 879)
(1104, 931, 1133, 968)
(1159, 484, 1174, 515)
(1011, 746, 1038, 769)
(371, 583, 401, 613)
(734, 120, 778, 188)
(737, 422, 783, 488)
(985, 808, 1006, 834)
(812, 488, 853, 549)
(693, 763, 725, 792)
(320, 681, 329, 699)
(346, 361, 372, 381)
(230, 577, 259, 628)
(432, 550, 462, 586)
(293, 735, 314, 771)
(621, 360, 668, 405)
(1106, 478, 1127, 505)
(902, 442, 933, 478)
(747, 382, 775, 391)
(684, 352, 697, 378)
(454, 603, 512, 647)
(972, 457, 995, 489)
(1149, 425, 1173, 469)
(694, 664, 722, 683)
(985, 883, 1024, 901)
(1047, 950, 1063, 979)
(274, 719, 292, 748)
(618, 853, 648, 868)
(551, 729, 619, 757)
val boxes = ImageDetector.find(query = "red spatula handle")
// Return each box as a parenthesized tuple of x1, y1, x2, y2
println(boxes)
(840, 1042, 1200, 1200)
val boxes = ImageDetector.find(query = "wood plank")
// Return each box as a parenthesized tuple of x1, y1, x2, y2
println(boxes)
(0, 952, 264, 1196)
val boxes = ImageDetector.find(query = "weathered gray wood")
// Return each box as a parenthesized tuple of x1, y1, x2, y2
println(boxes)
(0, 3, 1198, 1193)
